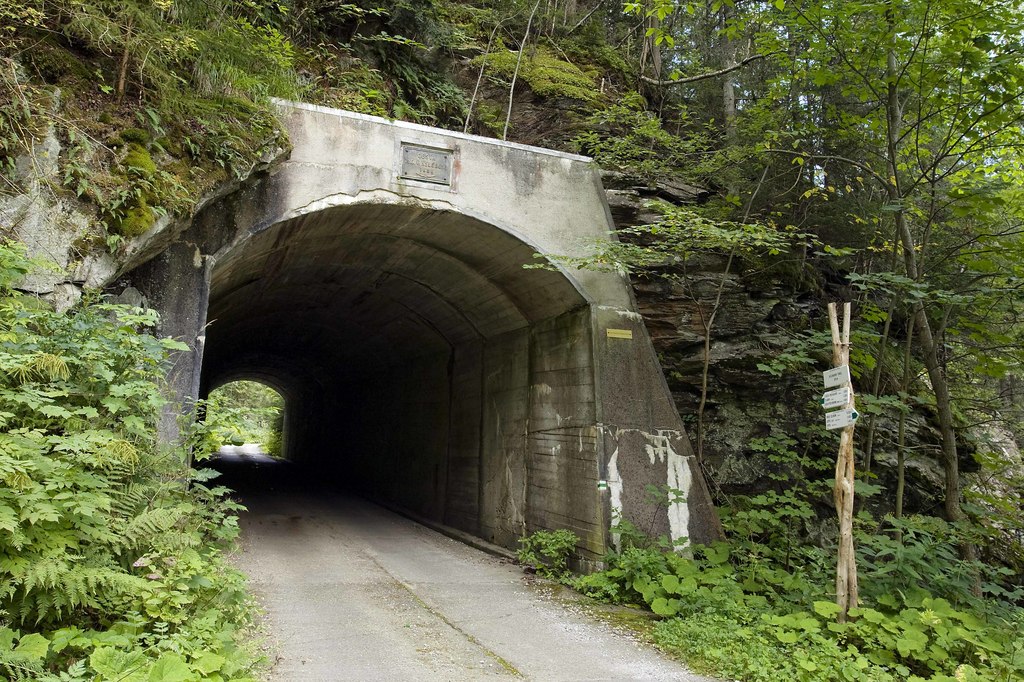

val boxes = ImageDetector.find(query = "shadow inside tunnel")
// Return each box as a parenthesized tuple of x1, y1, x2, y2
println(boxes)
(203, 449, 424, 541)
(204, 450, 338, 506)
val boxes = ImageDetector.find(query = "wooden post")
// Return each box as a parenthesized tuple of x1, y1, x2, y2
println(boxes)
(828, 302, 859, 622)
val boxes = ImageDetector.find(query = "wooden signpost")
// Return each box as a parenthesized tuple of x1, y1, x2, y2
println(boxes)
(826, 302, 859, 622)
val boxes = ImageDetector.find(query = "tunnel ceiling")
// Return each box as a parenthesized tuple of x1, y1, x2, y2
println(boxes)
(202, 202, 588, 393)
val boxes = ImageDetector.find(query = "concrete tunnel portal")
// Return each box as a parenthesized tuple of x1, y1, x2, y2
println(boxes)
(201, 201, 594, 550)
(126, 102, 721, 562)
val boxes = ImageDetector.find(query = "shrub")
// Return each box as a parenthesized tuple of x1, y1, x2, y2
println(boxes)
(517, 529, 579, 580)
(574, 509, 1024, 682)
(0, 242, 260, 680)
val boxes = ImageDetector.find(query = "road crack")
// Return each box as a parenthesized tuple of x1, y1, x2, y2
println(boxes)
(365, 553, 523, 677)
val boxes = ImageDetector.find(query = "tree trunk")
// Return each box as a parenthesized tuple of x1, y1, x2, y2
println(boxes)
(465, 19, 505, 133)
(695, 247, 737, 464)
(116, 20, 133, 100)
(720, 5, 737, 142)
(503, 0, 541, 141)
(895, 316, 914, 538)
(883, 0, 962, 525)
(639, 3, 662, 81)
(861, 296, 896, 482)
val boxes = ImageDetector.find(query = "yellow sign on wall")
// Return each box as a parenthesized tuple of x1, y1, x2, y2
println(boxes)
(606, 328, 633, 340)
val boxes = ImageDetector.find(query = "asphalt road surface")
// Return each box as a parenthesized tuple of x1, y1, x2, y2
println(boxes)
(216, 453, 714, 682)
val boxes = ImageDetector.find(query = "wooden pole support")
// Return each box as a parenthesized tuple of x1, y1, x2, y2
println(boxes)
(828, 302, 859, 622)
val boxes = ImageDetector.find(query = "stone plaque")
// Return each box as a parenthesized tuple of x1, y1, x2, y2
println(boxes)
(400, 144, 452, 185)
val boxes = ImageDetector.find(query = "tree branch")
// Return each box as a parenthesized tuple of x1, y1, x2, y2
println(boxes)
(567, 0, 604, 35)
(640, 52, 778, 86)
(762, 149, 890, 188)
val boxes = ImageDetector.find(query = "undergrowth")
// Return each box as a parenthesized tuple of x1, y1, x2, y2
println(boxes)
(517, 529, 578, 581)
(1, 0, 293, 253)
(524, 493, 1024, 681)
(0, 242, 260, 681)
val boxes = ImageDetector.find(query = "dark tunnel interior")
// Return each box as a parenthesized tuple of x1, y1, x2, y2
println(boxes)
(199, 202, 596, 547)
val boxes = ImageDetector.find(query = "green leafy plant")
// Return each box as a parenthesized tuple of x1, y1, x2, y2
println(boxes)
(572, 92, 708, 182)
(574, 543, 671, 605)
(0, 241, 260, 680)
(517, 529, 578, 580)
(574, 502, 1023, 681)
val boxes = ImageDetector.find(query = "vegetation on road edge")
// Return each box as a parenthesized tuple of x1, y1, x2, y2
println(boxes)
(0, 242, 261, 681)
(520, 504, 1024, 681)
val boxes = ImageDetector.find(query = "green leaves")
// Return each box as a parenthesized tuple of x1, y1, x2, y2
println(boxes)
(0, 243, 256, 679)
(650, 596, 679, 616)
(894, 627, 928, 658)
(572, 93, 711, 182)
(517, 529, 579, 580)
(580, 493, 1023, 680)
(542, 200, 803, 281)
(147, 653, 193, 682)
(12, 632, 49, 659)
(0, 629, 50, 678)
(90, 647, 149, 682)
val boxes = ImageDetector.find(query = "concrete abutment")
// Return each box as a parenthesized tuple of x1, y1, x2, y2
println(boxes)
(124, 101, 721, 561)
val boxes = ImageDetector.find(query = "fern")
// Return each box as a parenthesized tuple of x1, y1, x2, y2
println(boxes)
(119, 506, 187, 551)
(0, 243, 257, 677)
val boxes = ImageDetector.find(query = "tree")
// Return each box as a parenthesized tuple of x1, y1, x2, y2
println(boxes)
(721, 0, 1024, 525)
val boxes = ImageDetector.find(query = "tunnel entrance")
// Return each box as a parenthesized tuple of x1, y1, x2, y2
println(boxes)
(124, 101, 722, 558)
(200, 202, 597, 550)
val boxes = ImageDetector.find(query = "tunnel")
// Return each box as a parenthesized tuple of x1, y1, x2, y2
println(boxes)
(122, 101, 722, 558)
(200, 201, 599, 550)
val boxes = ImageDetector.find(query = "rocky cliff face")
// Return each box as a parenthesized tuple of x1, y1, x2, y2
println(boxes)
(0, 87, 287, 309)
(603, 174, 959, 517)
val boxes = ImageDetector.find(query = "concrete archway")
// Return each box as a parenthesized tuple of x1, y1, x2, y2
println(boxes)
(202, 200, 597, 548)
(124, 102, 721, 560)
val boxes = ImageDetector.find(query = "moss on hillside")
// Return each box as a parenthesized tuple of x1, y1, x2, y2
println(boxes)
(473, 44, 603, 104)
(0, 0, 638, 254)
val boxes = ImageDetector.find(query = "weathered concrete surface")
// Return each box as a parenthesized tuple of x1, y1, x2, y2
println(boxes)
(122, 101, 722, 559)
(223, 458, 713, 682)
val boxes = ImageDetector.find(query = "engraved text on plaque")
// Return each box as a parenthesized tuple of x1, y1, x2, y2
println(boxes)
(400, 144, 453, 185)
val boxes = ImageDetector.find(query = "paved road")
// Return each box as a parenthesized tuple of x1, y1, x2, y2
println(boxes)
(218, 457, 713, 682)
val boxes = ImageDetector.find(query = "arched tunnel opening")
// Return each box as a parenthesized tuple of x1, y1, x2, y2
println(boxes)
(200, 201, 601, 551)
(124, 104, 723, 556)
(204, 379, 286, 459)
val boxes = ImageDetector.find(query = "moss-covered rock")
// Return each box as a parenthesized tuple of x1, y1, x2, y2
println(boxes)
(474, 45, 602, 103)
(113, 198, 155, 238)
(121, 143, 157, 176)
(23, 41, 94, 85)
(117, 127, 151, 147)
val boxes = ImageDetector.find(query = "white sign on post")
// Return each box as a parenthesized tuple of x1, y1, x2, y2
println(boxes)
(821, 386, 852, 410)
(823, 365, 851, 389)
(825, 408, 859, 430)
